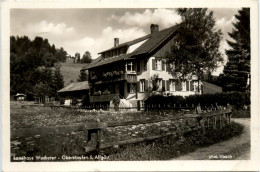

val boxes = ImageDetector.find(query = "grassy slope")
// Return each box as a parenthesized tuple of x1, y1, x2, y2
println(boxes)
(59, 58, 87, 86)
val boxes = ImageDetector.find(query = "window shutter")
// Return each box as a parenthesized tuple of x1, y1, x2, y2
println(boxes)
(137, 61, 140, 72)
(145, 80, 148, 91)
(162, 80, 166, 91)
(176, 81, 182, 91)
(137, 81, 140, 92)
(162, 60, 166, 71)
(137, 100, 141, 111)
(186, 81, 189, 91)
(152, 59, 155, 70)
(190, 81, 194, 91)
(166, 80, 169, 91)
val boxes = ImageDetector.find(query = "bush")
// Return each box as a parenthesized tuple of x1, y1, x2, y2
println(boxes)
(145, 92, 250, 110)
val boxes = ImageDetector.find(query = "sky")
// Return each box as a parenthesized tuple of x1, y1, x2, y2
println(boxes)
(10, 8, 240, 75)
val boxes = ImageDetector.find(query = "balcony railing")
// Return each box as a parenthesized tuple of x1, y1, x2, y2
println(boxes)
(90, 71, 137, 84)
(124, 72, 137, 83)
(90, 93, 119, 103)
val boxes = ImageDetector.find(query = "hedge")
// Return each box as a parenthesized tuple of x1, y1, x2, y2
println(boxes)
(145, 92, 250, 110)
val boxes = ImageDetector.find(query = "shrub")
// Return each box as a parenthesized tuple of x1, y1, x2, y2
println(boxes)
(145, 92, 250, 110)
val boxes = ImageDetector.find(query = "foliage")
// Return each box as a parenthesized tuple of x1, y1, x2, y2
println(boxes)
(231, 109, 250, 118)
(75, 52, 80, 63)
(220, 8, 250, 92)
(33, 82, 53, 99)
(80, 51, 92, 63)
(108, 122, 243, 160)
(77, 70, 88, 82)
(145, 92, 250, 110)
(54, 47, 67, 63)
(52, 64, 64, 98)
(112, 95, 120, 111)
(167, 8, 223, 90)
(149, 74, 160, 91)
(10, 35, 66, 97)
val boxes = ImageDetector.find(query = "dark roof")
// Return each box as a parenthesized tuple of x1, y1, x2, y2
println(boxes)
(58, 81, 89, 93)
(83, 24, 180, 70)
(132, 25, 179, 55)
(202, 81, 222, 94)
(83, 53, 133, 69)
(81, 56, 102, 71)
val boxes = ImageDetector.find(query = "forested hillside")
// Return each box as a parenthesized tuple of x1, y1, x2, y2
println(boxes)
(10, 36, 67, 100)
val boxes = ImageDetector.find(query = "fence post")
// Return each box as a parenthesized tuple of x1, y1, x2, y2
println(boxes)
(227, 103, 232, 125)
(96, 119, 101, 154)
(207, 117, 210, 130)
(213, 116, 217, 130)
(219, 114, 222, 129)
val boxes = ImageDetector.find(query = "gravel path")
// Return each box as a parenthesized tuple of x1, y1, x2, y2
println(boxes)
(173, 118, 250, 160)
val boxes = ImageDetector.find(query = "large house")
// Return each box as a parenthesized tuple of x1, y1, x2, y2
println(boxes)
(82, 24, 203, 108)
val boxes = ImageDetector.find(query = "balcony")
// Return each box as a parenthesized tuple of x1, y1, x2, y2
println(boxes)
(124, 72, 137, 83)
(90, 71, 137, 84)
(90, 93, 118, 103)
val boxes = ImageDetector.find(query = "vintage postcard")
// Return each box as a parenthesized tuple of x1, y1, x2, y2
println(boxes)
(1, 0, 259, 171)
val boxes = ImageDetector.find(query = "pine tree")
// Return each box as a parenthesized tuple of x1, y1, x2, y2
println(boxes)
(52, 64, 64, 93)
(222, 8, 250, 92)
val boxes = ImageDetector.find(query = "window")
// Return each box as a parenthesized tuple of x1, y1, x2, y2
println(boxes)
(128, 83, 136, 93)
(126, 62, 133, 71)
(182, 81, 186, 91)
(140, 80, 145, 92)
(156, 79, 162, 90)
(155, 59, 162, 70)
(193, 81, 198, 91)
(169, 80, 176, 91)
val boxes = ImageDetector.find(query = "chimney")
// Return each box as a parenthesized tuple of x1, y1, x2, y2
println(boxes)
(150, 24, 159, 34)
(114, 38, 119, 47)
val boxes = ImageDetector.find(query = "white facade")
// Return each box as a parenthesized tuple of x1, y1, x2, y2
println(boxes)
(124, 56, 202, 104)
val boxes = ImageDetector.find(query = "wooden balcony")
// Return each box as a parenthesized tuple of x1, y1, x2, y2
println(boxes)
(90, 72, 137, 84)
(124, 72, 137, 83)
(90, 93, 119, 103)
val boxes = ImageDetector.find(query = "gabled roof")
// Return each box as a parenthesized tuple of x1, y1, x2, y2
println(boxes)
(84, 24, 180, 70)
(58, 81, 89, 93)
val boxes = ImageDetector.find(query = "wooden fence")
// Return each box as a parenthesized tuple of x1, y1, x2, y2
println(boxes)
(11, 106, 232, 154)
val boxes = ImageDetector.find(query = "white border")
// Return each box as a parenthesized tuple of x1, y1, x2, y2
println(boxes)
(1, 1, 259, 171)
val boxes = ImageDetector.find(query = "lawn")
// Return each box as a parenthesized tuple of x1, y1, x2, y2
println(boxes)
(59, 59, 87, 85)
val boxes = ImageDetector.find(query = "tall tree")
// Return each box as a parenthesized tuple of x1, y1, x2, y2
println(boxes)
(77, 70, 88, 82)
(167, 8, 223, 92)
(81, 51, 92, 63)
(55, 47, 67, 63)
(52, 64, 64, 94)
(221, 8, 250, 92)
(75, 52, 80, 63)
